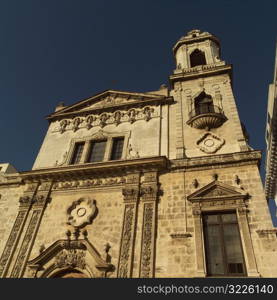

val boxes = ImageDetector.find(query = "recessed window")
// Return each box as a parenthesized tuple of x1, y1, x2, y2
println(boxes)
(203, 212, 246, 276)
(110, 137, 124, 160)
(190, 49, 206, 67)
(86, 140, 107, 163)
(70, 142, 85, 165)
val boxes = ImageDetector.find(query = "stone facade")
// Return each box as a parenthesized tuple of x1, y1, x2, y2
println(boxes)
(0, 29, 277, 278)
(265, 44, 277, 207)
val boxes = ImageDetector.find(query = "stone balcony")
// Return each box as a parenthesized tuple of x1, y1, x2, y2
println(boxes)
(187, 105, 227, 130)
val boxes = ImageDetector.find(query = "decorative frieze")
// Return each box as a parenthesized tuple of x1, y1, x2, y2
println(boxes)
(53, 106, 159, 133)
(52, 176, 126, 191)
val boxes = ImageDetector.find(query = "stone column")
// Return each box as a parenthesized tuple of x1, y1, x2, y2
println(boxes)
(10, 181, 52, 278)
(192, 206, 206, 277)
(117, 173, 140, 278)
(236, 207, 260, 277)
(139, 171, 158, 278)
(174, 82, 186, 158)
(0, 182, 39, 278)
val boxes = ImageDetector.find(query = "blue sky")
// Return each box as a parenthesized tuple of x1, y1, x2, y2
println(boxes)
(0, 0, 276, 223)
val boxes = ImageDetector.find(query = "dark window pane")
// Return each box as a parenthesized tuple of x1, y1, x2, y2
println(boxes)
(203, 214, 219, 224)
(87, 140, 107, 162)
(110, 137, 124, 160)
(223, 224, 245, 274)
(70, 142, 85, 164)
(190, 49, 207, 67)
(204, 225, 225, 275)
(203, 212, 246, 276)
(221, 213, 237, 223)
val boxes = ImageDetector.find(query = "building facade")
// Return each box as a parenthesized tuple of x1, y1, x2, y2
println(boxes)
(1, 29, 277, 278)
(265, 45, 277, 209)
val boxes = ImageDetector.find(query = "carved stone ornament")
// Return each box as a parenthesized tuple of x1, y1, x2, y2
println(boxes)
(72, 117, 82, 132)
(53, 105, 159, 133)
(196, 132, 225, 154)
(55, 249, 86, 269)
(67, 198, 98, 228)
(59, 119, 69, 133)
(122, 188, 139, 202)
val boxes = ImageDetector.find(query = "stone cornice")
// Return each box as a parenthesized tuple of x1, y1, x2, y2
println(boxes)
(47, 92, 173, 121)
(173, 33, 220, 55)
(171, 150, 261, 171)
(19, 156, 168, 181)
(169, 64, 232, 84)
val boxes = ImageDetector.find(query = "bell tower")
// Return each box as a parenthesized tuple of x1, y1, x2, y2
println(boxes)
(169, 29, 249, 159)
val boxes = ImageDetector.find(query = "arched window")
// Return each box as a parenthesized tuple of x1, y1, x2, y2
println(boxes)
(190, 49, 206, 67)
(194, 92, 214, 115)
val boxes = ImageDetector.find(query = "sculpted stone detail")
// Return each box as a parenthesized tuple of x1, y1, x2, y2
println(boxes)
(196, 132, 225, 154)
(52, 176, 126, 191)
(53, 105, 159, 133)
(99, 113, 108, 128)
(140, 202, 155, 278)
(0, 210, 27, 277)
(128, 109, 136, 124)
(72, 117, 82, 132)
(127, 144, 140, 159)
(114, 111, 122, 126)
(55, 151, 68, 167)
(140, 185, 158, 201)
(55, 249, 86, 269)
(67, 198, 97, 228)
(59, 119, 69, 133)
(118, 204, 135, 278)
(10, 210, 41, 278)
(85, 115, 95, 129)
(19, 196, 32, 207)
(122, 187, 139, 202)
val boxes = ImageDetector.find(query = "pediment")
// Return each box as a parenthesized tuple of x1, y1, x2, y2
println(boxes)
(187, 180, 247, 202)
(27, 239, 114, 278)
(48, 89, 170, 120)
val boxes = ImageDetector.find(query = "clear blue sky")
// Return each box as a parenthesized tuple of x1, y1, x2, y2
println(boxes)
(0, 0, 276, 223)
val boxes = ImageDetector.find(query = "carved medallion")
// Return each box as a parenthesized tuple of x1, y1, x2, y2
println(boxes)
(67, 198, 97, 228)
(196, 132, 225, 154)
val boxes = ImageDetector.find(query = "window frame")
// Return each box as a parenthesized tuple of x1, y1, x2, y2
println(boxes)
(66, 131, 130, 165)
(202, 210, 247, 277)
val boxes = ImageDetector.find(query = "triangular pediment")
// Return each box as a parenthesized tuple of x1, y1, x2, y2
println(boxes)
(47, 89, 170, 120)
(27, 239, 114, 278)
(187, 180, 247, 202)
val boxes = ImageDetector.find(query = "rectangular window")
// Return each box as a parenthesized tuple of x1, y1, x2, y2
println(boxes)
(70, 142, 85, 165)
(203, 212, 246, 276)
(110, 137, 124, 160)
(86, 140, 107, 162)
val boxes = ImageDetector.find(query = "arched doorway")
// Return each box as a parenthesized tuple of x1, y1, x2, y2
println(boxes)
(51, 269, 88, 278)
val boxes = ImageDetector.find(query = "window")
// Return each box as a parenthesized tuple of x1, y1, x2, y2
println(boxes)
(203, 212, 246, 276)
(68, 133, 127, 165)
(110, 137, 124, 160)
(190, 49, 206, 67)
(70, 142, 85, 165)
(194, 91, 214, 115)
(86, 140, 107, 163)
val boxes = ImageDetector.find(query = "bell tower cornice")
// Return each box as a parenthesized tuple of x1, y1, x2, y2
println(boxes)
(170, 29, 232, 85)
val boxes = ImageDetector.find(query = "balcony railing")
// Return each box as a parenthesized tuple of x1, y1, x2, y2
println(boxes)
(187, 105, 227, 129)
